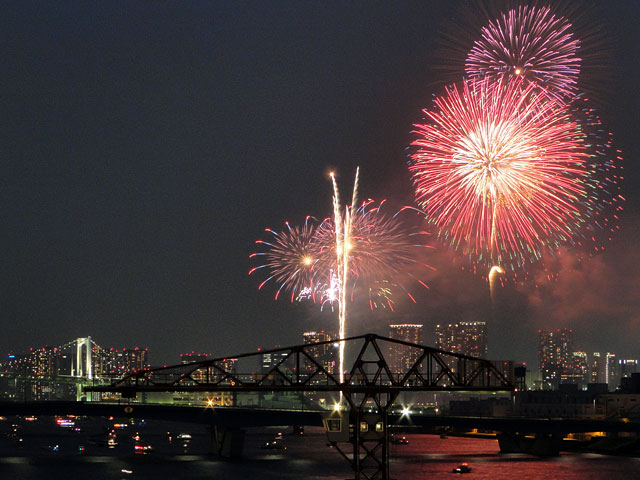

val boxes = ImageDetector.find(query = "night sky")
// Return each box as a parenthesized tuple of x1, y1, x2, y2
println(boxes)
(1, 1, 639, 367)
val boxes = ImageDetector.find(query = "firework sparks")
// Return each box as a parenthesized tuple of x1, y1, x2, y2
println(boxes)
(312, 200, 433, 309)
(249, 216, 319, 302)
(409, 77, 590, 273)
(251, 170, 434, 385)
(465, 5, 581, 101)
(570, 95, 625, 256)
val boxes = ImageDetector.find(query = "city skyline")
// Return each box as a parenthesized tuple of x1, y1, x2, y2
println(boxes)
(5, 324, 638, 389)
(1, 2, 639, 368)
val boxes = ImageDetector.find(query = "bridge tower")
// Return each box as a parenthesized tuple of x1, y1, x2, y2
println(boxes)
(73, 337, 93, 380)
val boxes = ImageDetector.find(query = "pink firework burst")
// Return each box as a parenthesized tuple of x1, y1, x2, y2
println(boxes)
(251, 201, 432, 310)
(409, 77, 591, 272)
(312, 200, 433, 309)
(465, 5, 581, 101)
(249, 216, 320, 302)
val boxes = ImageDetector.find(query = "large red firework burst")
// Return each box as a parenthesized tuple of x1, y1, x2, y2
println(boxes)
(409, 77, 591, 272)
(465, 4, 581, 101)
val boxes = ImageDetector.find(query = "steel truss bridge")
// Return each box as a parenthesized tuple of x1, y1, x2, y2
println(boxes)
(87, 333, 513, 480)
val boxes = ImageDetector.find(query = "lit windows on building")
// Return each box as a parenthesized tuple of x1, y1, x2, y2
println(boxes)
(435, 322, 488, 358)
(538, 328, 574, 389)
(302, 331, 338, 375)
(388, 324, 424, 374)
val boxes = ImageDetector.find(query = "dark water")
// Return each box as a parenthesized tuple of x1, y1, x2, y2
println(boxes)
(1, 417, 639, 479)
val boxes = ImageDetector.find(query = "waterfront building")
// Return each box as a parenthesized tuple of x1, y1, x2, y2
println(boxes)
(388, 324, 424, 375)
(538, 328, 574, 389)
(435, 321, 487, 358)
(98, 347, 150, 376)
(561, 351, 588, 388)
(180, 352, 211, 364)
(260, 347, 289, 374)
(302, 330, 338, 375)
(619, 358, 639, 380)
(589, 352, 606, 384)
(606, 353, 619, 391)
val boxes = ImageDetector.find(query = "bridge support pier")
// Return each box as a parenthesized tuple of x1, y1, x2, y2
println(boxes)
(325, 409, 391, 480)
(498, 432, 560, 457)
(209, 426, 245, 459)
(530, 433, 561, 457)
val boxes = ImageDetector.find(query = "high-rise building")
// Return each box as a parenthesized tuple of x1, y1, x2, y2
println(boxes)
(219, 358, 238, 375)
(177, 352, 236, 406)
(618, 359, 639, 380)
(261, 347, 289, 374)
(538, 328, 573, 389)
(30, 346, 56, 377)
(54, 352, 72, 376)
(589, 352, 605, 384)
(388, 324, 424, 374)
(606, 353, 618, 391)
(302, 331, 338, 375)
(98, 347, 149, 376)
(178, 352, 212, 385)
(561, 351, 588, 387)
(180, 352, 211, 364)
(435, 322, 488, 358)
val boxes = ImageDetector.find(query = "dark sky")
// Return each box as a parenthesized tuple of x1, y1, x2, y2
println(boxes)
(1, 1, 639, 367)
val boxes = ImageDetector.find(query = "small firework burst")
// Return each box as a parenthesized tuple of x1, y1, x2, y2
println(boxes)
(465, 5, 581, 101)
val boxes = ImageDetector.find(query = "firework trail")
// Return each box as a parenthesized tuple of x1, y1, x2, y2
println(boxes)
(330, 167, 358, 386)
(251, 170, 434, 384)
(489, 265, 504, 304)
(465, 5, 581, 102)
(409, 77, 590, 273)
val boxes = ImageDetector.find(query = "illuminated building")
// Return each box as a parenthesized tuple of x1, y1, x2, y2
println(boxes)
(388, 324, 424, 374)
(606, 353, 619, 391)
(176, 352, 236, 407)
(615, 360, 639, 393)
(179, 352, 211, 385)
(302, 331, 338, 375)
(561, 351, 588, 388)
(99, 347, 149, 376)
(589, 352, 605, 384)
(256, 345, 292, 394)
(30, 346, 56, 377)
(54, 352, 72, 376)
(538, 328, 573, 389)
(435, 322, 487, 358)
(492, 360, 515, 386)
(211, 358, 237, 406)
(219, 357, 238, 375)
(180, 352, 211, 364)
(618, 359, 639, 380)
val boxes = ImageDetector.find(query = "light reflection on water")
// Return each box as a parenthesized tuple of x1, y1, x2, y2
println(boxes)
(0, 423, 639, 479)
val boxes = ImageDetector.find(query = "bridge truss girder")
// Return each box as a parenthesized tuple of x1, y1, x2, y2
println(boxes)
(86, 333, 513, 480)
(85, 333, 512, 395)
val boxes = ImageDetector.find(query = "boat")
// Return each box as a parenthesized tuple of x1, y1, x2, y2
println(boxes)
(261, 439, 287, 451)
(391, 435, 409, 445)
(134, 443, 153, 454)
(452, 463, 471, 473)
